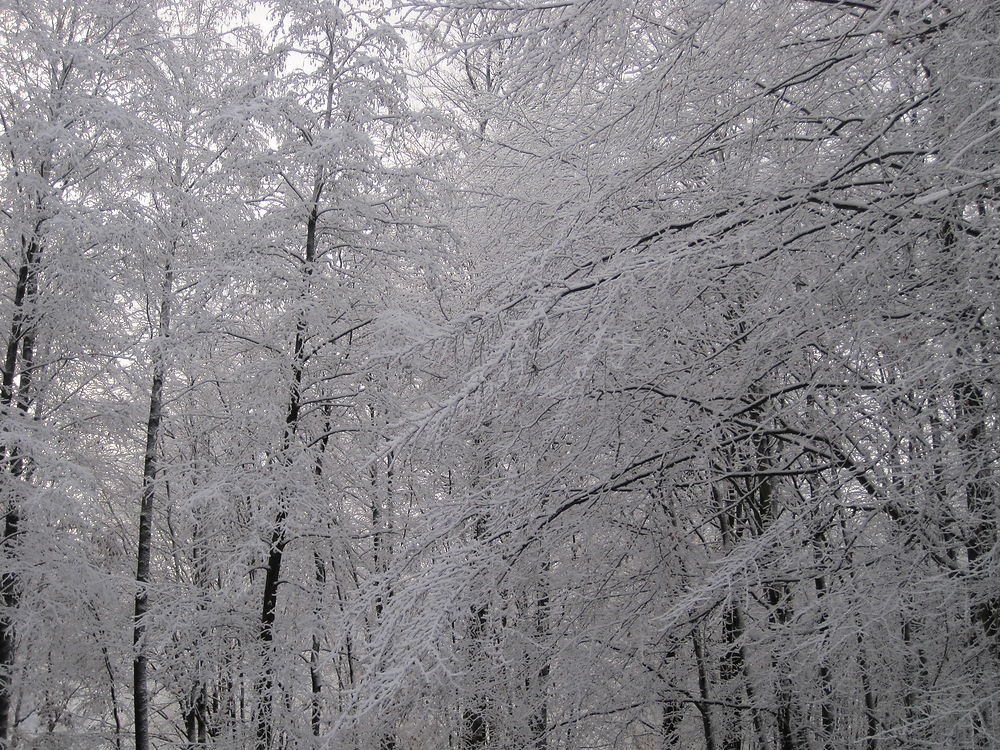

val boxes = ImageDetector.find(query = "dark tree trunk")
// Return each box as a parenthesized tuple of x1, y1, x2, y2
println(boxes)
(461, 509, 492, 750)
(184, 499, 211, 747)
(0, 226, 43, 750)
(309, 405, 335, 739)
(941, 218, 998, 654)
(369, 426, 397, 750)
(309, 553, 326, 739)
(0, 510, 17, 750)
(528, 559, 550, 750)
(955, 375, 998, 649)
(692, 630, 718, 750)
(133, 258, 172, 750)
(256, 198, 319, 750)
(717, 495, 770, 750)
(461, 600, 490, 749)
(812, 531, 834, 748)
(254, 506, 290, 750)
(659, 695, 682, 749)
(856, 634, 878, 750)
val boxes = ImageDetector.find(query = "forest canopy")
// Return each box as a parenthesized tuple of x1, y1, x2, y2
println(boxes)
(0, 1, 996, 749)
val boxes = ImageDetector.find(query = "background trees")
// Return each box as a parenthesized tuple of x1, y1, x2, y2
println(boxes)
(385, 1, 999, 748)
(0, 0, 996, 748)
(0, 1, 161, 745)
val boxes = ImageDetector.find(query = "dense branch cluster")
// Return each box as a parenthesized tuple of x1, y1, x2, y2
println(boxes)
(0, 1, 996, 749)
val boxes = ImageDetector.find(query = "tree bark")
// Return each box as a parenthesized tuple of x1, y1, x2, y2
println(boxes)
(717, 491, 771, 750)
(309, 554, 325, 739)
(812, 531, 835, 748)
(133, 257, 173, 750)
(528, 558, 550, 750)
(857, 634, 878, 750)
(461, 598, 490, 749)
(0, 222, 43, 750)
(254, 489, 291, 750)
(255, 198, 319, 750)
(692, 630, 718, 750)
(954, 374, 997, 649)
(309, 405, 334, 739)
(0, 509, 17, 750)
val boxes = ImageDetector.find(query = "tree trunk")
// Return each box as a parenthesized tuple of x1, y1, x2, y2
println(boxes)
(0, 508, 17, 750)
(940, 209, 998, 653)
(254, 501, 290, 750)
(717, 494, 771, 750)
(692, 630, 718, 750)
(954, 374, 998, 650)
(856, 634, 878, 750)
(256, 198, 318, 750)
(528, 558, 550, 750)
(659, 694, 682, 749)
(133, 257, 173, 750)
(0, 219, 44, 749)
(461, 499, 492, 750)
(310, 554, 325, 740)
(370, 426, 397, 750)
(309, 405, 334, 739)
(812, 531, 834, 748)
